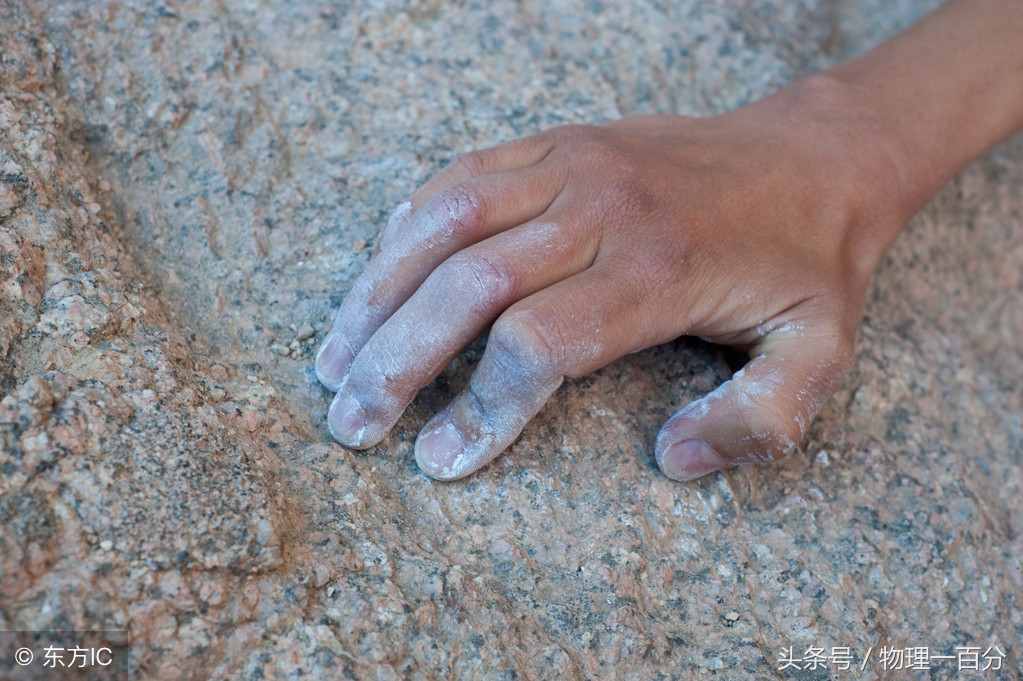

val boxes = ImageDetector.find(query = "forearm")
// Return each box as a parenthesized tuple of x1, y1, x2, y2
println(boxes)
(827, 0, 1023, 219)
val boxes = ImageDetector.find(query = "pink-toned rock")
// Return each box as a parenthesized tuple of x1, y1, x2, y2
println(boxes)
(1, 0, 1021, 679)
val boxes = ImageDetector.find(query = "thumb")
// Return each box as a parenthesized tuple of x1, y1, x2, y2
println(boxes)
(655, 323, 852, 481)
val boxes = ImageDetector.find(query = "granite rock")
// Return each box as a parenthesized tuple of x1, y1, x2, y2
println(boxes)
(1, 0, 1020, 679)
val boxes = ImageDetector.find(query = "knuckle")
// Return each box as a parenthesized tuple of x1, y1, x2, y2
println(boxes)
(435, 185, 487, 236)
(438, 251, 516, 315)
(735, 388, 803, 464)
(452, 149, 491, 177)
(351, 343, 395, 393)
(557, 135, 664, 226)
(739, 407, 803, 464)
(598, 174, 663, 226)
(489, 309, 563, 375)
(351, 342, 417, 410)
(545, 123, 591, 146)
(796, 350, 853, 425)
(569, 134, 622, 167)
(625, 244, 680, 290)
(829, 334, 856, 369)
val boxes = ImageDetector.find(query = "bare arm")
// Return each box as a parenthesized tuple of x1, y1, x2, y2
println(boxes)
(834, 0, 1023, 217)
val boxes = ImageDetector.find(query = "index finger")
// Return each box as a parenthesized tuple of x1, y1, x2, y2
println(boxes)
(405, 133, 556, 210)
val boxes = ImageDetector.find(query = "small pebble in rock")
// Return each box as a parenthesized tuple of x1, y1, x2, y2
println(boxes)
(247, 375, 258, 382)
(99, 540, 113, 551)
(271, 343, 291, 357)
(724, 611, 740, 627)
(296, 323, 316, 341)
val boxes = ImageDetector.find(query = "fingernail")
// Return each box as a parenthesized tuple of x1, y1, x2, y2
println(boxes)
(415, 419, 465, 480)
(315, 334, 354, 391)
(660, 440, 725, 481)
(328, 390, 368, 447)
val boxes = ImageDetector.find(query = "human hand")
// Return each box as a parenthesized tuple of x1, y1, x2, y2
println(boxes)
(315, 77, 908, 481)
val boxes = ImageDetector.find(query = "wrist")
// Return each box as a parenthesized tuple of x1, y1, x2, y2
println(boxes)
(759, 72, 912, 278)
(819, 0, 1023, 219)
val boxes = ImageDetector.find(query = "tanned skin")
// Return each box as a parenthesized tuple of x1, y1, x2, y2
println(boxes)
(316, 0, 1023, 481)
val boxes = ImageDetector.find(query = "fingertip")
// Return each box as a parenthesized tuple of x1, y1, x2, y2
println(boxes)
(327, 390, 370, 449)
(656, 438, 727, 482)
(414, 418, 468, 480)
(315, 334, 354, 392)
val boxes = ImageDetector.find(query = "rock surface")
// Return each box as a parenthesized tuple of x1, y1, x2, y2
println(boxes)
(1, 0, 1020, 679)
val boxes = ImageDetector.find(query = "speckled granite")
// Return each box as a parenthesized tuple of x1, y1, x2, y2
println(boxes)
(1, 0, 1020, 679)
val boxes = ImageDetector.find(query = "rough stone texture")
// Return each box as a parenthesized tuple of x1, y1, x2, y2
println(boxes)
(1, 0, 1020, 679)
